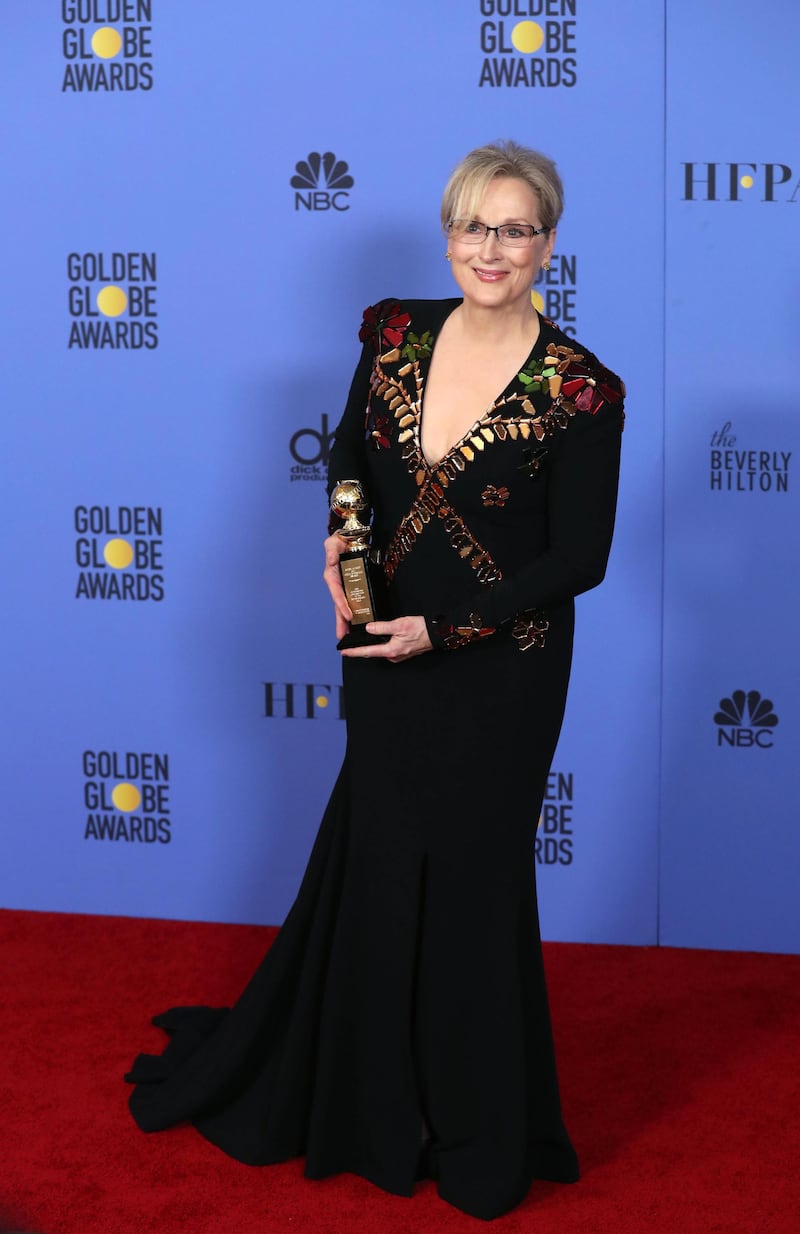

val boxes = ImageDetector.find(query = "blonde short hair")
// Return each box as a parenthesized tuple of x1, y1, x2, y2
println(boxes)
(441, 140, 564, 232)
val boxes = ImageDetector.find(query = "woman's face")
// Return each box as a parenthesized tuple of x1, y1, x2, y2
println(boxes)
(447, 176, 556, 314)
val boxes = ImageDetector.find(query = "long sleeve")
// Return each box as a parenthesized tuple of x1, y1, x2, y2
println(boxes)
(424, 398, 624, 648)
(326, 338, 373, 532)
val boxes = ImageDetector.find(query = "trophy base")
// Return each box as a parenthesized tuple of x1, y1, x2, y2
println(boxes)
(337, 624, 390, 651)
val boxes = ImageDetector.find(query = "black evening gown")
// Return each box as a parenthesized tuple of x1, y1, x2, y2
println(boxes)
(126, 299, 625, 1221)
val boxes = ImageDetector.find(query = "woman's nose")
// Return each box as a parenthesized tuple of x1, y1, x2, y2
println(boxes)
(477, 229, 502, 258)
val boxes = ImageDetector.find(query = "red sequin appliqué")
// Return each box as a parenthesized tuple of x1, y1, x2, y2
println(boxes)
(359, 300, 412, 354)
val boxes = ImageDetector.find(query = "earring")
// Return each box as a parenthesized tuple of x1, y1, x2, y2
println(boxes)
(445, 251, 452, 261)
(541, 260, 551, 271)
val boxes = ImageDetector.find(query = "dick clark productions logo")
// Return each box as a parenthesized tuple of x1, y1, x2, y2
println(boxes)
(291, 152, 353, 212)
(289, 414, 334, 483)
(714, 690, 778, 748)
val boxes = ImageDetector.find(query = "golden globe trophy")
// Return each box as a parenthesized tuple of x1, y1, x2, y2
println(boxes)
(330, 479, 389, 649)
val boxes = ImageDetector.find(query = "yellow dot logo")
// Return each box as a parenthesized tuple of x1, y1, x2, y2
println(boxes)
(315, 695, 329, 709)
(740, 174, 754, 189)
(512, 21, 544, 54)
(112, 782, 141, 812)
(91, 27, 122, 59)
(531, 289, 545, 312)
(104, 538, 134, 569)
(96, 286, 127, 317)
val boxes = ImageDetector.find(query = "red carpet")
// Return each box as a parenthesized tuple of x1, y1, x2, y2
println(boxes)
(1, 909, 798, 1234)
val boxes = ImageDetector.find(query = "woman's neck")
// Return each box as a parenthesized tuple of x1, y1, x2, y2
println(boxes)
(452, 297, 540, 347)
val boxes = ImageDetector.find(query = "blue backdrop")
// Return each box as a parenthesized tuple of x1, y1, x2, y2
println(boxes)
(1, 1, 796, 953)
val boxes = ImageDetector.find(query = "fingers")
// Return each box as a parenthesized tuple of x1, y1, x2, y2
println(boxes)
(328, 579, 352, 623)
(360, 620, 396, 638)
(324, 574, 352, 624)
(323, 532, 347, 564)
(340, 618, 431, 662)
(323, 534, 353, 622)
(340, 637, 406, 662)
(339, 621, 402, 658)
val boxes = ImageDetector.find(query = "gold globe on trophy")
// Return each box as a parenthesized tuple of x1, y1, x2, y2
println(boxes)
(329, 479, 389, 649)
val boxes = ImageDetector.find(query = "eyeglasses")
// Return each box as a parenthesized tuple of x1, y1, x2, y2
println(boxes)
(446, 219, 550, 247)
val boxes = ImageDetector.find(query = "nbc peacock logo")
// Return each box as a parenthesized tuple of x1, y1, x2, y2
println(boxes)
(291, 152, 354, 212)
(714, 690, 779, 749)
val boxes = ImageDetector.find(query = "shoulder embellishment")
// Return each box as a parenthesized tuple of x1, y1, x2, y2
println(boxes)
(359, 299, 411, 358)
(547, 343, 626, 415)
(519, 343, 625, 417)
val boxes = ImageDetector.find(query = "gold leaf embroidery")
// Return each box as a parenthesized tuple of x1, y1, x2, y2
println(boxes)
(433, 612, 496, 650)
(511, 609, 550, 652)
(481, 484, 510, 508)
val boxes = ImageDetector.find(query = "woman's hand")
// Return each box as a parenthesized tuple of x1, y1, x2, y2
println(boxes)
(340, 616, 432, 663)
(322, 533, 353, 641)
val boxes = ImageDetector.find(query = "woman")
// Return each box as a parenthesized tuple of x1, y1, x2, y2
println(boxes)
(127, 141, 625, 1221)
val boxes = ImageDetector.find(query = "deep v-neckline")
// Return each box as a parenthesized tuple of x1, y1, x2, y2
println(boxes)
(417, 301, 547, 470)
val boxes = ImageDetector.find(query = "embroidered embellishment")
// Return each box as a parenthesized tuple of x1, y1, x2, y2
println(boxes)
(359, 299, 412, 356)
(511, 609, 550, 652)
(481, 484, 510, 507)
(517, 355, 563, 400)
(383, 495, 502, 586)
(366, 407, 391, 451)
(431, 612, 496, 651)
(400, 330, 433, 362)
(441, 506, 502, 585)
(546, 343, 626, 416)
(517, 447, 549, 479)
(357, 301, 624, 589)
(362, 316, 427, 453)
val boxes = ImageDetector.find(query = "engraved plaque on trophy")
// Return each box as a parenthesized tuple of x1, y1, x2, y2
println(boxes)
(330, 480, 389, 649)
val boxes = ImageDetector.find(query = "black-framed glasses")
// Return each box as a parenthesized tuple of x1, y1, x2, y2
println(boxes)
(446, 219, 550, 247)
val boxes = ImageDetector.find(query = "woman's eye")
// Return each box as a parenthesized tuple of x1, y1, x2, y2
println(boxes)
(465, 221, 483, 233)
